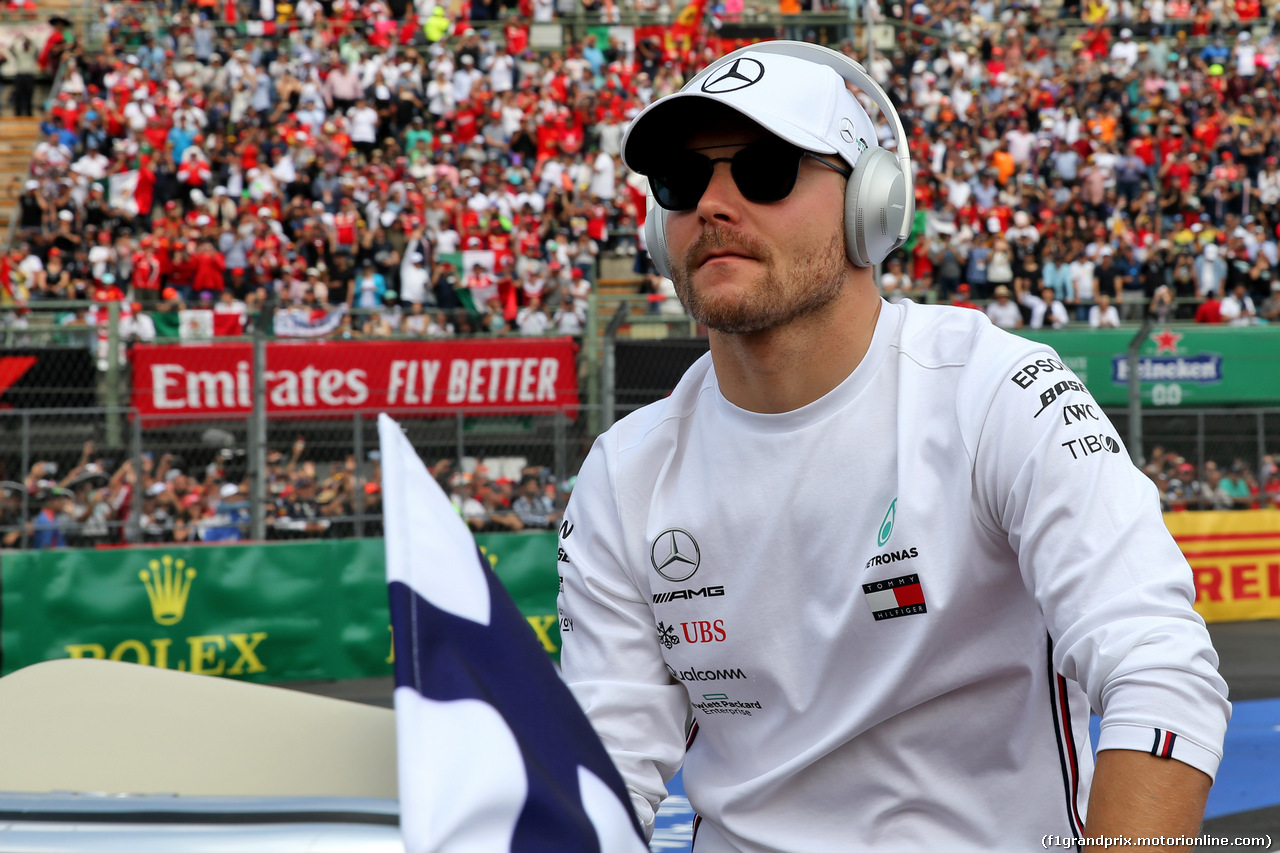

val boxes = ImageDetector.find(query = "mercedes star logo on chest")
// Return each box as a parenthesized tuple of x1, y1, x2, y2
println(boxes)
(650, 529, 701, 582)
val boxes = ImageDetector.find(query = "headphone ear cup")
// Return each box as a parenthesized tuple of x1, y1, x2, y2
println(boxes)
(844, 147, 911, 268)
(645, 207, 673, 280)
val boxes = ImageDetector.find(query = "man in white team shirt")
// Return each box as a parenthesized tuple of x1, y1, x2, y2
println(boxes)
(556, 43, 1228, 853)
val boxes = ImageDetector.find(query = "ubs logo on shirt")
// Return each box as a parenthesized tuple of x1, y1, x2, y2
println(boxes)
(680, 620, 726, 644)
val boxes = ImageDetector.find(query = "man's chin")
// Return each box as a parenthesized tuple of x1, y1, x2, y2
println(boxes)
(685, 295, 786, 335)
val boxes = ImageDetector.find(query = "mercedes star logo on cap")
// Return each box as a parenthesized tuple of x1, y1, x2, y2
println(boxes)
(650, 528, 701, 582)
(701, 58, 766, 94)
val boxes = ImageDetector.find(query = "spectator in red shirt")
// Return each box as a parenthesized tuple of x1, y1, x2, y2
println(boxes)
(133, 155, 157, 228)
(950, 283, 982, 311)
(1194, 294, 1223, 324)
(191, 241, 227, 297)
(132, 236, 162, 308)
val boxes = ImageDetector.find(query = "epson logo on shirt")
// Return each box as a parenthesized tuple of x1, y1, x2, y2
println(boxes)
(1010, 357, 1069, 389)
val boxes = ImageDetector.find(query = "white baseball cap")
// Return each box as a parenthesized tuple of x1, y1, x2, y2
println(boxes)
(622, 49, 879, 175)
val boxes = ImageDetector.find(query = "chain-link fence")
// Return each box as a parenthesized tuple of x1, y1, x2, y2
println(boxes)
(0, 404, 601, 550)
(3, 308, 1280, 551)
(3, 404, 1278, 551)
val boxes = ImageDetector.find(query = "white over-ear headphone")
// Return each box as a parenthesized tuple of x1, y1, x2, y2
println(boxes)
(643, 41, 914, 279)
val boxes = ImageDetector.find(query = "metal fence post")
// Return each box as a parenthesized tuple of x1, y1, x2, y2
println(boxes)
(19, 411, 30, 550)
(1258, 411, 1268, 478)
(126, 409, 142, 543)
(105, 300, 122, 449)
(585, 290, 600, 438)
(1196, 411, 1205, 479)
(455, 411, 466, 468)
(553, 410, 567, 488)
(602, 302, 629, 432)
(250, 319, 268, 542)
(353, 412, 365, 539)
(1125, 317, 1154, 466)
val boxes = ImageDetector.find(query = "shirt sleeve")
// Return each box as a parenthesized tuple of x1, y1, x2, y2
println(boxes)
(963, 343, 1231, 779)
(557, 434, 690, 839)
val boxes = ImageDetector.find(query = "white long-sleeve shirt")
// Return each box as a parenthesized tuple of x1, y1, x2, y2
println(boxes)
(558, 299, 1229, 852)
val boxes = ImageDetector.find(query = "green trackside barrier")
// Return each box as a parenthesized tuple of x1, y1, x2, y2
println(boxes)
(0, 532, 561, 683)
(1016, 325, 1280, 408)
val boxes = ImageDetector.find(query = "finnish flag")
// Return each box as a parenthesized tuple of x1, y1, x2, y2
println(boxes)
(378, 414, 647, 853)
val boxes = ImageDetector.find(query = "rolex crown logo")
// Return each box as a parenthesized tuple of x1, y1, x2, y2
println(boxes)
(139, 555, 197, 626)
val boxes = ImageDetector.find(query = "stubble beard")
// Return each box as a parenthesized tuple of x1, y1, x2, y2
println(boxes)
(672, 224, 849, 335)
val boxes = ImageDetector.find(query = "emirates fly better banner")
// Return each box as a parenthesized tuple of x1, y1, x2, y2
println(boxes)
(130, 338, 580, 420)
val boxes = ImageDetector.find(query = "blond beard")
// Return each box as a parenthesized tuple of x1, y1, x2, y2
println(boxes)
(672, 224, 849, 335)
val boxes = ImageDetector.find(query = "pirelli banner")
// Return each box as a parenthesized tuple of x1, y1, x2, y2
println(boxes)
(129, 338, 580, 422)
(0, 533, 562, 683)
(1171, 509, 1280, 623)
(1017, 326, 1280, 408)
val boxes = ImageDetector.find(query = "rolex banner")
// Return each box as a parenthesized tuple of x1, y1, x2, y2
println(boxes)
(1169, 509, 1280, 624)
(0, 535, 563, 683)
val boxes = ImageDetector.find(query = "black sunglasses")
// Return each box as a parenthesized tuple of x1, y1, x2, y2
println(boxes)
(649, 140, 851, 212)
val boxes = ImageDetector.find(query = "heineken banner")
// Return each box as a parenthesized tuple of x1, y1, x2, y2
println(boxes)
(1169, 509, 1280, 624)
(0, 533, 561, 683)
(1017, 326, 1280, 408)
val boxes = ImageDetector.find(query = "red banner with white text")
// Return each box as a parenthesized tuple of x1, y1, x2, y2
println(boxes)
(130, 338, 580, 422)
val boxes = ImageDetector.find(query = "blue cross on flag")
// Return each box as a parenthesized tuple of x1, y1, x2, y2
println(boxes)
(378, 414, 648, 853)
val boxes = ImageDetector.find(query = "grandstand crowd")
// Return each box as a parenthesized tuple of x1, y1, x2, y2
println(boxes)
(0, 438, 569, 547)
(1, 0, 1280, 545)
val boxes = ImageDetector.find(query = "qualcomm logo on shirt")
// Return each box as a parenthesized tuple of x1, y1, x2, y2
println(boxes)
(666, 664, 748, 683)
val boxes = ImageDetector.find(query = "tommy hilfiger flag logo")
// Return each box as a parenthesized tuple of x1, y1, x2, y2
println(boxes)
(863, 573, 927, 620)
(1152, 728, 1178, 758)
